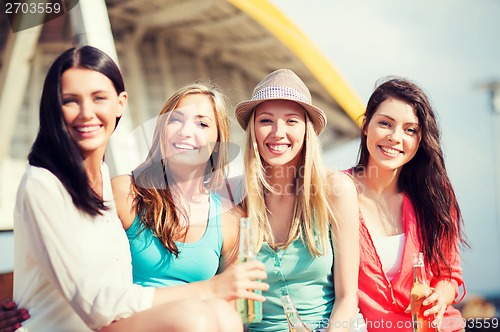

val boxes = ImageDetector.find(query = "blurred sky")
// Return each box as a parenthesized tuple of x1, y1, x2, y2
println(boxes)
(269, 0, 500, 297)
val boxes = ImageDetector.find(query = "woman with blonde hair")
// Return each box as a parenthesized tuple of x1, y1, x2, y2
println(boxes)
(111, 82, 268, 328)
(235, 69, 362, 332)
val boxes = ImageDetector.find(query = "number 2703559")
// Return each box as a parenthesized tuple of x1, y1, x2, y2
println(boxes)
(5, 1, 62, 14)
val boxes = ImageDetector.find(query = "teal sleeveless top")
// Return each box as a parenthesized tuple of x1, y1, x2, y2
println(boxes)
(126, 191, 223, 287)
(249, 236, 335, 332)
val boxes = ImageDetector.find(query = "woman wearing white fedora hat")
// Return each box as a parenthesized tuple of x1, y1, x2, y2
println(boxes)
(236, 69, 365, 332)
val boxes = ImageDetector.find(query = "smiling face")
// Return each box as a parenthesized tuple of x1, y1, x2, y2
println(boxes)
(61, 68, 127, 159)
(253, 100, 306, 168)
(162, 93, 218, 171)
(365, 98, 422, 171)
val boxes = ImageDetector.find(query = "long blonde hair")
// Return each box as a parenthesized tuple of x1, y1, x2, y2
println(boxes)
(131, 83, 230, 256)
(242, 111, 334, 256)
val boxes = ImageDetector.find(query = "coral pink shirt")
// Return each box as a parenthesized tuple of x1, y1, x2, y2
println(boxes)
(358, 194, 465, 332)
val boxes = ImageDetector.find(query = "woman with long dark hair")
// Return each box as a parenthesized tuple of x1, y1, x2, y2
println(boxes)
(352, 77, 467, 331)
(13, 45, 244, 331)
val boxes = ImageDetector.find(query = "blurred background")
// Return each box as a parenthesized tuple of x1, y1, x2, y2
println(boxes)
(0, 0, 499, 321)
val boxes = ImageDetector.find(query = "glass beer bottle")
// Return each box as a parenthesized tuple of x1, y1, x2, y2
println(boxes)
(237, 217, 262, 324)
(410, 252, 435, 332)
(280, 294, 311, 332)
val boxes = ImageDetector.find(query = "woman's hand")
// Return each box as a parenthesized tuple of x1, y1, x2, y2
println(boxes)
(420, 288, 447, 330)
(405, 280, 457, 331)
(208, 260, 269, 302)
(0, 299, 30, 332)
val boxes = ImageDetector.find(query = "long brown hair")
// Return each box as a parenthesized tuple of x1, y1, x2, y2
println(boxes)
(355, 77, 468, 276)
(131, 83, 230, 256)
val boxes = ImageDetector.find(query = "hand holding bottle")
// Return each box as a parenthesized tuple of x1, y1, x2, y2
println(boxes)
(408, 252, 435, 332)
(405, 254, 457, 331)
(237, 217, 265, 323)
(208, 260, 268, 302)
(411, 280, 456, 331)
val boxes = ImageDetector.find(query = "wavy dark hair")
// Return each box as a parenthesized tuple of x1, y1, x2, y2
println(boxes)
(355, 77, 468, 276)
(28, 45, 125, 216)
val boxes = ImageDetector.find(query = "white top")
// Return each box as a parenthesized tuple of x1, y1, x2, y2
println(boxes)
(14, 164, 155, 331)
(371, 233, 405, 281)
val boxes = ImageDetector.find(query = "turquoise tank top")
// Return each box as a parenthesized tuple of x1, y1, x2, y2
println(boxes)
(249, 236, 335, 332)
(126, 191, 223, 287)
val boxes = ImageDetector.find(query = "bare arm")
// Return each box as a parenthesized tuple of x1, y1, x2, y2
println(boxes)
(111, 176, 268, 307)
(111, 175, 136, 231)
(219, 200, 243, 271)
(151, 198, 266, 306)
(326, 171, 360, 332)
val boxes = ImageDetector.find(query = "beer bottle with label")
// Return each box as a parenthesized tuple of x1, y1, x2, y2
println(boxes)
(410, 252, 435, 332)
(236, 217, 262, 323)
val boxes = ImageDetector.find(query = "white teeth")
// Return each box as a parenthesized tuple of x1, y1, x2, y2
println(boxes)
(174, 143, 195, 150)
(76, 126, 100, 133)
(268, 144, 288, 152)
(380, 146, 401, 155)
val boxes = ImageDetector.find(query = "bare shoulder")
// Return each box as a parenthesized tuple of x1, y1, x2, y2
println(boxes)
(111, 174, 133, 195)
(111, 174, 136, 230)
(220, 197, 244, 225)
(326, 170, 360, 230)
(325, 170, 357, 198)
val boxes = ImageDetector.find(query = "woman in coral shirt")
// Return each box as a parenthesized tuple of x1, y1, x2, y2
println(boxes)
(350, 77, 467, 332)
